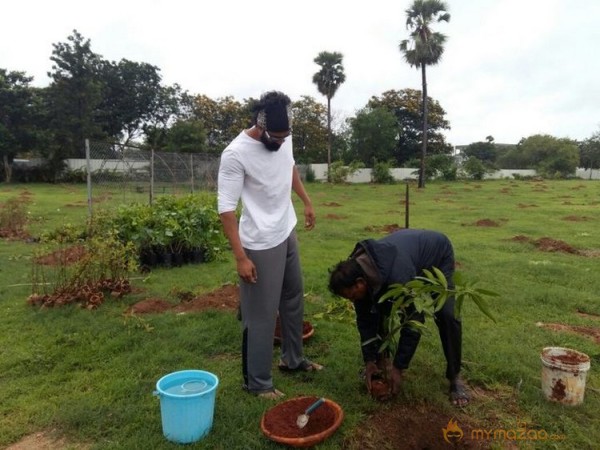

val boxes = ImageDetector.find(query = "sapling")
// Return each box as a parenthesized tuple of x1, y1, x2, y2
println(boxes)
(362, 267, 498, 397)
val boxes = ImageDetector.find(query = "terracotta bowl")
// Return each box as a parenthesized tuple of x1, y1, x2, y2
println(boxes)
(274, 320, 314, 345)
(260, 396, 344, 448)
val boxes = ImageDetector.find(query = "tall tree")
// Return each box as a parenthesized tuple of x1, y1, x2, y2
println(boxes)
(291, 95, 328, 164)
(579, 129, 600, 179)
(368, 88, 451, 164)
(97, 59, 164, 144)
(190, 95, 249, 154)
(518, 134, 579, 178)
(348, 107, 398, 165)
(463, 139, 498, 164)
(312, 51, 346, 181)
(399, 0, 450, 188)
(142, 84, 185, 151)
(164, 119, 208, 153)
(46, 30, 106, 158)
(0, 69, 37, 182)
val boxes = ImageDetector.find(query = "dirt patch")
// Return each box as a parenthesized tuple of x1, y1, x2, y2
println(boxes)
(510, 235, 530, 243)
(323, 202, 342, 207)
(34, 245, 87, 265)
(577, 309, 600, 319)
(536, 322, 600, 344)
(364, 224, 403, 234)
(562, 215, 590, 221)
(325, 213, 348, 220)
(474, 219, 500, 227)
(517, 203, 538, 208)
(343, 402, 489, 449)
(509, 235, 599, 257)
(534, 237, 579, 254)
(127, 284, 239, 315)
(5, 431, 90, 450)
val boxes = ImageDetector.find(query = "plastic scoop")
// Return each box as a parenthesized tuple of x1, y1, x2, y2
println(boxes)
(296, 397, 325, 429)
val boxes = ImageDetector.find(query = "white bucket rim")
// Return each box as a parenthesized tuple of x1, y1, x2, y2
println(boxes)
(156, 369, 219, 398)
(541, 347, 591, 372)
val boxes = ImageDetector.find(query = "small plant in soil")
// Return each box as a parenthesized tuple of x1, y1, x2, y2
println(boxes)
(0, 195, 30, 239)
(364, 268, 498, 400)
(28, 232, 138, 309)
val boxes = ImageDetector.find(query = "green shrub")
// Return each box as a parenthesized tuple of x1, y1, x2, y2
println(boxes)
(371, 160, 395, 184)
(327, 160, 364, 184)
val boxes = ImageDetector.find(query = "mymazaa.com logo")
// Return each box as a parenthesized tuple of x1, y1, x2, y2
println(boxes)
(442, 418, 463, 444)
(442, 418, 566, 444)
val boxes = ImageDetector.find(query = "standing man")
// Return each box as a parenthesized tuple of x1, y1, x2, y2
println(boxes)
(327, 228, 469, 406)
(218, 91, 322, 400)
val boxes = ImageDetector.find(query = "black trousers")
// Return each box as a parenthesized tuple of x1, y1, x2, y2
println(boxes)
(393, 296, 462, 380)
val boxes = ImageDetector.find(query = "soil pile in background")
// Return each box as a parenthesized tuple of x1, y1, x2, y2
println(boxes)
(127, 284, 239, 314)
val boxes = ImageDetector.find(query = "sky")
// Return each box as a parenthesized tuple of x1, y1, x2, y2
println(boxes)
(3, 0, 600, 146)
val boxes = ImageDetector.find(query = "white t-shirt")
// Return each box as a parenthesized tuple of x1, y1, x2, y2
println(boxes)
(217, 130, 297, 250)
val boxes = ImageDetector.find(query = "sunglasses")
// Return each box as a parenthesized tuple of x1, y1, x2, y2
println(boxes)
(264, 130, 291, 143)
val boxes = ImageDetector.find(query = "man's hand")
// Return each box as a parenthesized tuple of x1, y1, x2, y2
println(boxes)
(390, 367, 404, 395)
(364, 361, 381, 393)
(236, 256, 257, 284)
(304, 204, 316, 230)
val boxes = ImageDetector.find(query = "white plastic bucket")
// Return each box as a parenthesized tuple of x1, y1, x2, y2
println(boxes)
(154, 369, 219, 443)
(541, 347, 590, 405)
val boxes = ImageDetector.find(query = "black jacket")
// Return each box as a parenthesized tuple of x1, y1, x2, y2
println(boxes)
(350, 229, 455, 368)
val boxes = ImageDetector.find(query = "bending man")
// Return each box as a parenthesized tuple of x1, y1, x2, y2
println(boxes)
(328, 228, 468, 406)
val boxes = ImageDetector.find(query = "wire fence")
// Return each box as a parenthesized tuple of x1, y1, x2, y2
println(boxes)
(65, 140, 220, 214)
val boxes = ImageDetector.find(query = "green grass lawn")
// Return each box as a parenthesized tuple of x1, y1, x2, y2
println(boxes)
(1, 179, 599, 449)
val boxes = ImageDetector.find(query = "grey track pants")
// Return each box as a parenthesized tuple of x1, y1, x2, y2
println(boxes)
(240, 230, 305, 393)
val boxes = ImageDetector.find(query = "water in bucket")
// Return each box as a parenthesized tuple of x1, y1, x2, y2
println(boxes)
(155, 369, 219, 444)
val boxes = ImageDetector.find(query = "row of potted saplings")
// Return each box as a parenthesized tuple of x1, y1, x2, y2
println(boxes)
(139, 244, 206, 268)
(106, 196, 228, 270)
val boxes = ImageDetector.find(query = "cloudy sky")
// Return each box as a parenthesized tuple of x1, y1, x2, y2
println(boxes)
(3, 0, 599, 146)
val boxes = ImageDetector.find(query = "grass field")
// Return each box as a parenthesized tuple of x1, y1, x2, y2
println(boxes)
(1, 179, 599, 449)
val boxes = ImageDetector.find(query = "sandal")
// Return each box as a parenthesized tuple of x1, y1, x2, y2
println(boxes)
(278, 359, 324, 373)
(243, 384, 285, 399)
(449, 379, 470, 406)
(257, 388, 285, 400)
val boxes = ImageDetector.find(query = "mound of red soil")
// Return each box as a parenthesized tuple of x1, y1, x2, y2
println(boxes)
(127, 284, 239, 314)
(534, 237, 579, 254)
(344, 402, 486, 449)
(364, 224, 403, 234)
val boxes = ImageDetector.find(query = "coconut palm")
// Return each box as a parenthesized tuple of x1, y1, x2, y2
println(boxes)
(399, 0, 450, 188)
(312, 51, 346, 181)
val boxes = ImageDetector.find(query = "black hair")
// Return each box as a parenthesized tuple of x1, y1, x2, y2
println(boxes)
(328, 259, 365, 296)
(251, 91, 291, 129)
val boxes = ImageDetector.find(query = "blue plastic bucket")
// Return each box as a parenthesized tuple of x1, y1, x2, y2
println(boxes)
(154, 369, 219, 444)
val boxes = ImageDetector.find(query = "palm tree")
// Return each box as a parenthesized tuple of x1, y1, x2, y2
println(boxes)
(312, 51, 346, 181)
(399, 0, 450, 188)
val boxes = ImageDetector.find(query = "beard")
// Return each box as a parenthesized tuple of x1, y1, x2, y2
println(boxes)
(260, 132, 282, 151)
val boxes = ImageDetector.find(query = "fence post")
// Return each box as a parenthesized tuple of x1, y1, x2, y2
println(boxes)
(190, 153, 194, 193)
(85, 139, 93, 217)
(404, 182, 409, 229)
(150, 148, 155, 205)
